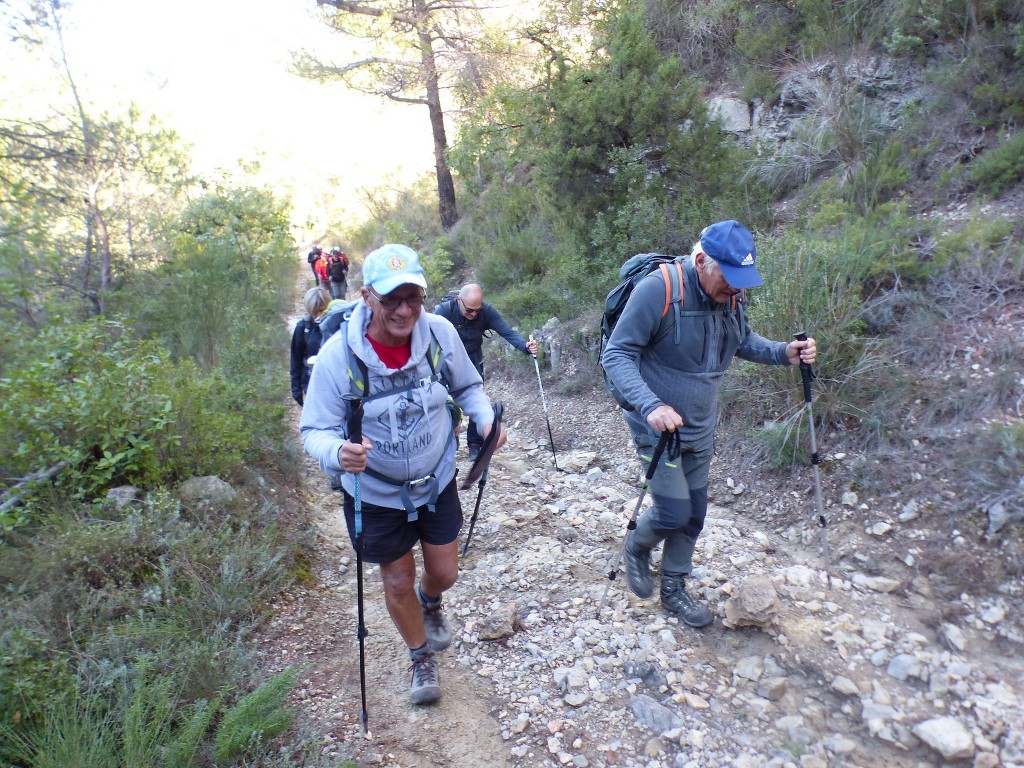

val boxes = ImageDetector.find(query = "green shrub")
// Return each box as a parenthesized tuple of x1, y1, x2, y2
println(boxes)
(967, 424, 1024, 531)
(0, 622, 73, 756)
(968, 131, 1024, 196)
(213, 667, 297, 766)
(4, 661, 223, 768)
(721, 214, 925, 452)
(932, 215, 1015, 265)
(0, 319, 174, 510)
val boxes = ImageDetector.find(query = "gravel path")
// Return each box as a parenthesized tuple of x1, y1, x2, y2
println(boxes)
(260, 360, 1023, 768)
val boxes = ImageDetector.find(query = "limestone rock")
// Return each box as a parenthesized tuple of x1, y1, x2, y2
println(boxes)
(722, 573, 782, 629)
(912, 716, 974, 760)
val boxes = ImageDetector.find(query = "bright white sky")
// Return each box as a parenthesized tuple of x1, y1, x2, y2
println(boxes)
(38, 0, 437, 234)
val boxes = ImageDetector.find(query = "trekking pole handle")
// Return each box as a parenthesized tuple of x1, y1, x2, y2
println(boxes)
(793, 332, 814, 403)
(646, 431, 672, 481)
(344, 395, 364, 444)
(529, 334, 537, 358)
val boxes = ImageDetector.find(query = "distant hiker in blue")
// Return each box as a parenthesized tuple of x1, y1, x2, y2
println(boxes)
(432, 283, 538, 461)
(601, 220, 817, 628)
(300, 245, 505, 706)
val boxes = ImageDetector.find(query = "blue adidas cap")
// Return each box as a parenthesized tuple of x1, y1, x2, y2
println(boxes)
(699, 220, 762, 289)
(362, 244, 428, 296)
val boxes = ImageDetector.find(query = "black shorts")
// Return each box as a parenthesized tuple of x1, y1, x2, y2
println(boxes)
(341, 478, 464, 564)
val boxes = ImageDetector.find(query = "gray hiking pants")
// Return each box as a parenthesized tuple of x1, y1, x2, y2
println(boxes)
(628, 424, 712, 576)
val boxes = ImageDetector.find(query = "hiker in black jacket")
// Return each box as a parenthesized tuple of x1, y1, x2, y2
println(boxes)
(307, 245, 322, 283)
(433, 283, 538, 460)
(290, 287, 331, 406)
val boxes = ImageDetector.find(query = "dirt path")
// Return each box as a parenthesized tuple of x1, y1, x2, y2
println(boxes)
(267, 274, 1024, 768)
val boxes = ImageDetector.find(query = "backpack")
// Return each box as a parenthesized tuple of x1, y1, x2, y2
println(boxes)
(599, 254, 686, 411)
(599, 253, 751, 411)
(319, 300, 455, 404)
(327, 253, 348, 281)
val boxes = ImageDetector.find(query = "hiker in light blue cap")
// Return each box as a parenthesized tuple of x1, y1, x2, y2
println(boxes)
(301, 243, 505, 706)
(602, 220, 817, 627)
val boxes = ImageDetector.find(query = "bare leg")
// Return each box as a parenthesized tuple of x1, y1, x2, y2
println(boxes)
(379, 552, 425, 649)
(420, 540, 458, 598)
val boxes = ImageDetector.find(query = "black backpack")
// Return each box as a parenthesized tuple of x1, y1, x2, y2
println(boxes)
(599, 254, 686, 411)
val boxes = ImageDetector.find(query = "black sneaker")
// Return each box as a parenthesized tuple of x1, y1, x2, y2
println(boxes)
(661, 574, 713, 627)
(623, 535, 655, 598)
(418, 587, 452, 651)
(409, 650, 441, 704)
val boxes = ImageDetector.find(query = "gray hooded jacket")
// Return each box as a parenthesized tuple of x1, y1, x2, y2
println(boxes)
(300, 299, 492, 508)
(601, 257, 790, 440)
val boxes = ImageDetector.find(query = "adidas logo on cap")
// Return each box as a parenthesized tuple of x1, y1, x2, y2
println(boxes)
(741, 252, 755, 266)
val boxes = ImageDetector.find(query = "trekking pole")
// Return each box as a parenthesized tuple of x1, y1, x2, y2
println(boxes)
(344, 395, 370, 734)
(794, 332, 832, 589)
(461, 402, 503, 556)
(529, 335, 559, 471)
(461, 468, 489, 557)
(596, 431, 672, 618)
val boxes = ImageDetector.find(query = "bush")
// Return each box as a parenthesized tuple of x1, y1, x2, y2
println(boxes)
(0, 622, 73, 756)
(4, 661, 223, 768)
(968, 131, 1024, 196)
(0, 319, 174, 511)
(721, 213, 925, 453)
(213, 668, 298, 766)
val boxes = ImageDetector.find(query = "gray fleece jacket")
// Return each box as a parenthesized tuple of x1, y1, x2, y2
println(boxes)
(300, 300, 492, 508)
(601, 257, 790, 440)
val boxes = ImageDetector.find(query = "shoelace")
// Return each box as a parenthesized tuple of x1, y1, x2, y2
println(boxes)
(410, 653, 438, 686)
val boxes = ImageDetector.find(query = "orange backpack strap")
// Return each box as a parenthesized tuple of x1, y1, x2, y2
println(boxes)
(657, 262, 685, 317)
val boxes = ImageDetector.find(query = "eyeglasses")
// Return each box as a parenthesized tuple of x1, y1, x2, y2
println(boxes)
(367, 286, 425, 311)
(459, 298, 482, 315)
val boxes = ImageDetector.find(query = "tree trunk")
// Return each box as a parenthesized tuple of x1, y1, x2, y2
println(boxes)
(413, 0, 458, 230)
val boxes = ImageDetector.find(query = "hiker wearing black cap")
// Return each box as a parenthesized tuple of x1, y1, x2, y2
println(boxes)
(432, 283, 538, 461)
(601, 220, 817, 627)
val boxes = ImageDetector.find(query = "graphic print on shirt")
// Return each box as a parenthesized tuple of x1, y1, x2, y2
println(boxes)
(371, 380, 434, 456)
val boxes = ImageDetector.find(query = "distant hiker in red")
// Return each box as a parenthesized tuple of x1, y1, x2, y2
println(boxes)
(314, 249, 331, 289)
(327, 246, 349, 299)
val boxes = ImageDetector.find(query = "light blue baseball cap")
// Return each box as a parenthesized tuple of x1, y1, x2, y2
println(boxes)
(362, 244, 428, 296)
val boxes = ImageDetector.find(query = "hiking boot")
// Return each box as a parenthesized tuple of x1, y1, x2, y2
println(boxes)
(623, 535, 655, 598)
(408, 650, 441, 705)
(418, 587, 452, 651)
(660, 574, 713, 627)
(467, 446, 481, 463)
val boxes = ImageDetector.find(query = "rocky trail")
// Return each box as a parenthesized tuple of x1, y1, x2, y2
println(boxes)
(260, 337, 1023, 768)
(264, 267, 1024, 768)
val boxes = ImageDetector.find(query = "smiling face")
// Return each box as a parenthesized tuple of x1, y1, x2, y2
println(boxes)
(362, 283, 425, 345)
(695, 252, 742, 304)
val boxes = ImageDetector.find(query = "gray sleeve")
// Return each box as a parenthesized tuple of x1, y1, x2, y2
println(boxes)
(599, 274, 668, 419)
(737, 329, 790, 365)
(299, 341, 350, 476)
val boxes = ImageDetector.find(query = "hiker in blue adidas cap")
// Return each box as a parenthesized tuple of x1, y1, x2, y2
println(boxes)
(601, 220, 817, 627)
(300, 243, 506, 705)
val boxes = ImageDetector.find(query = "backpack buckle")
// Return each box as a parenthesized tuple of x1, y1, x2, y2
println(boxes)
(406, 474, 433, 489)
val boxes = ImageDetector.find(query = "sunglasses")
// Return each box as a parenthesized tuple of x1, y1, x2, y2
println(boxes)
(367, 286, 425, 311)
(459, 298, 482, 315)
